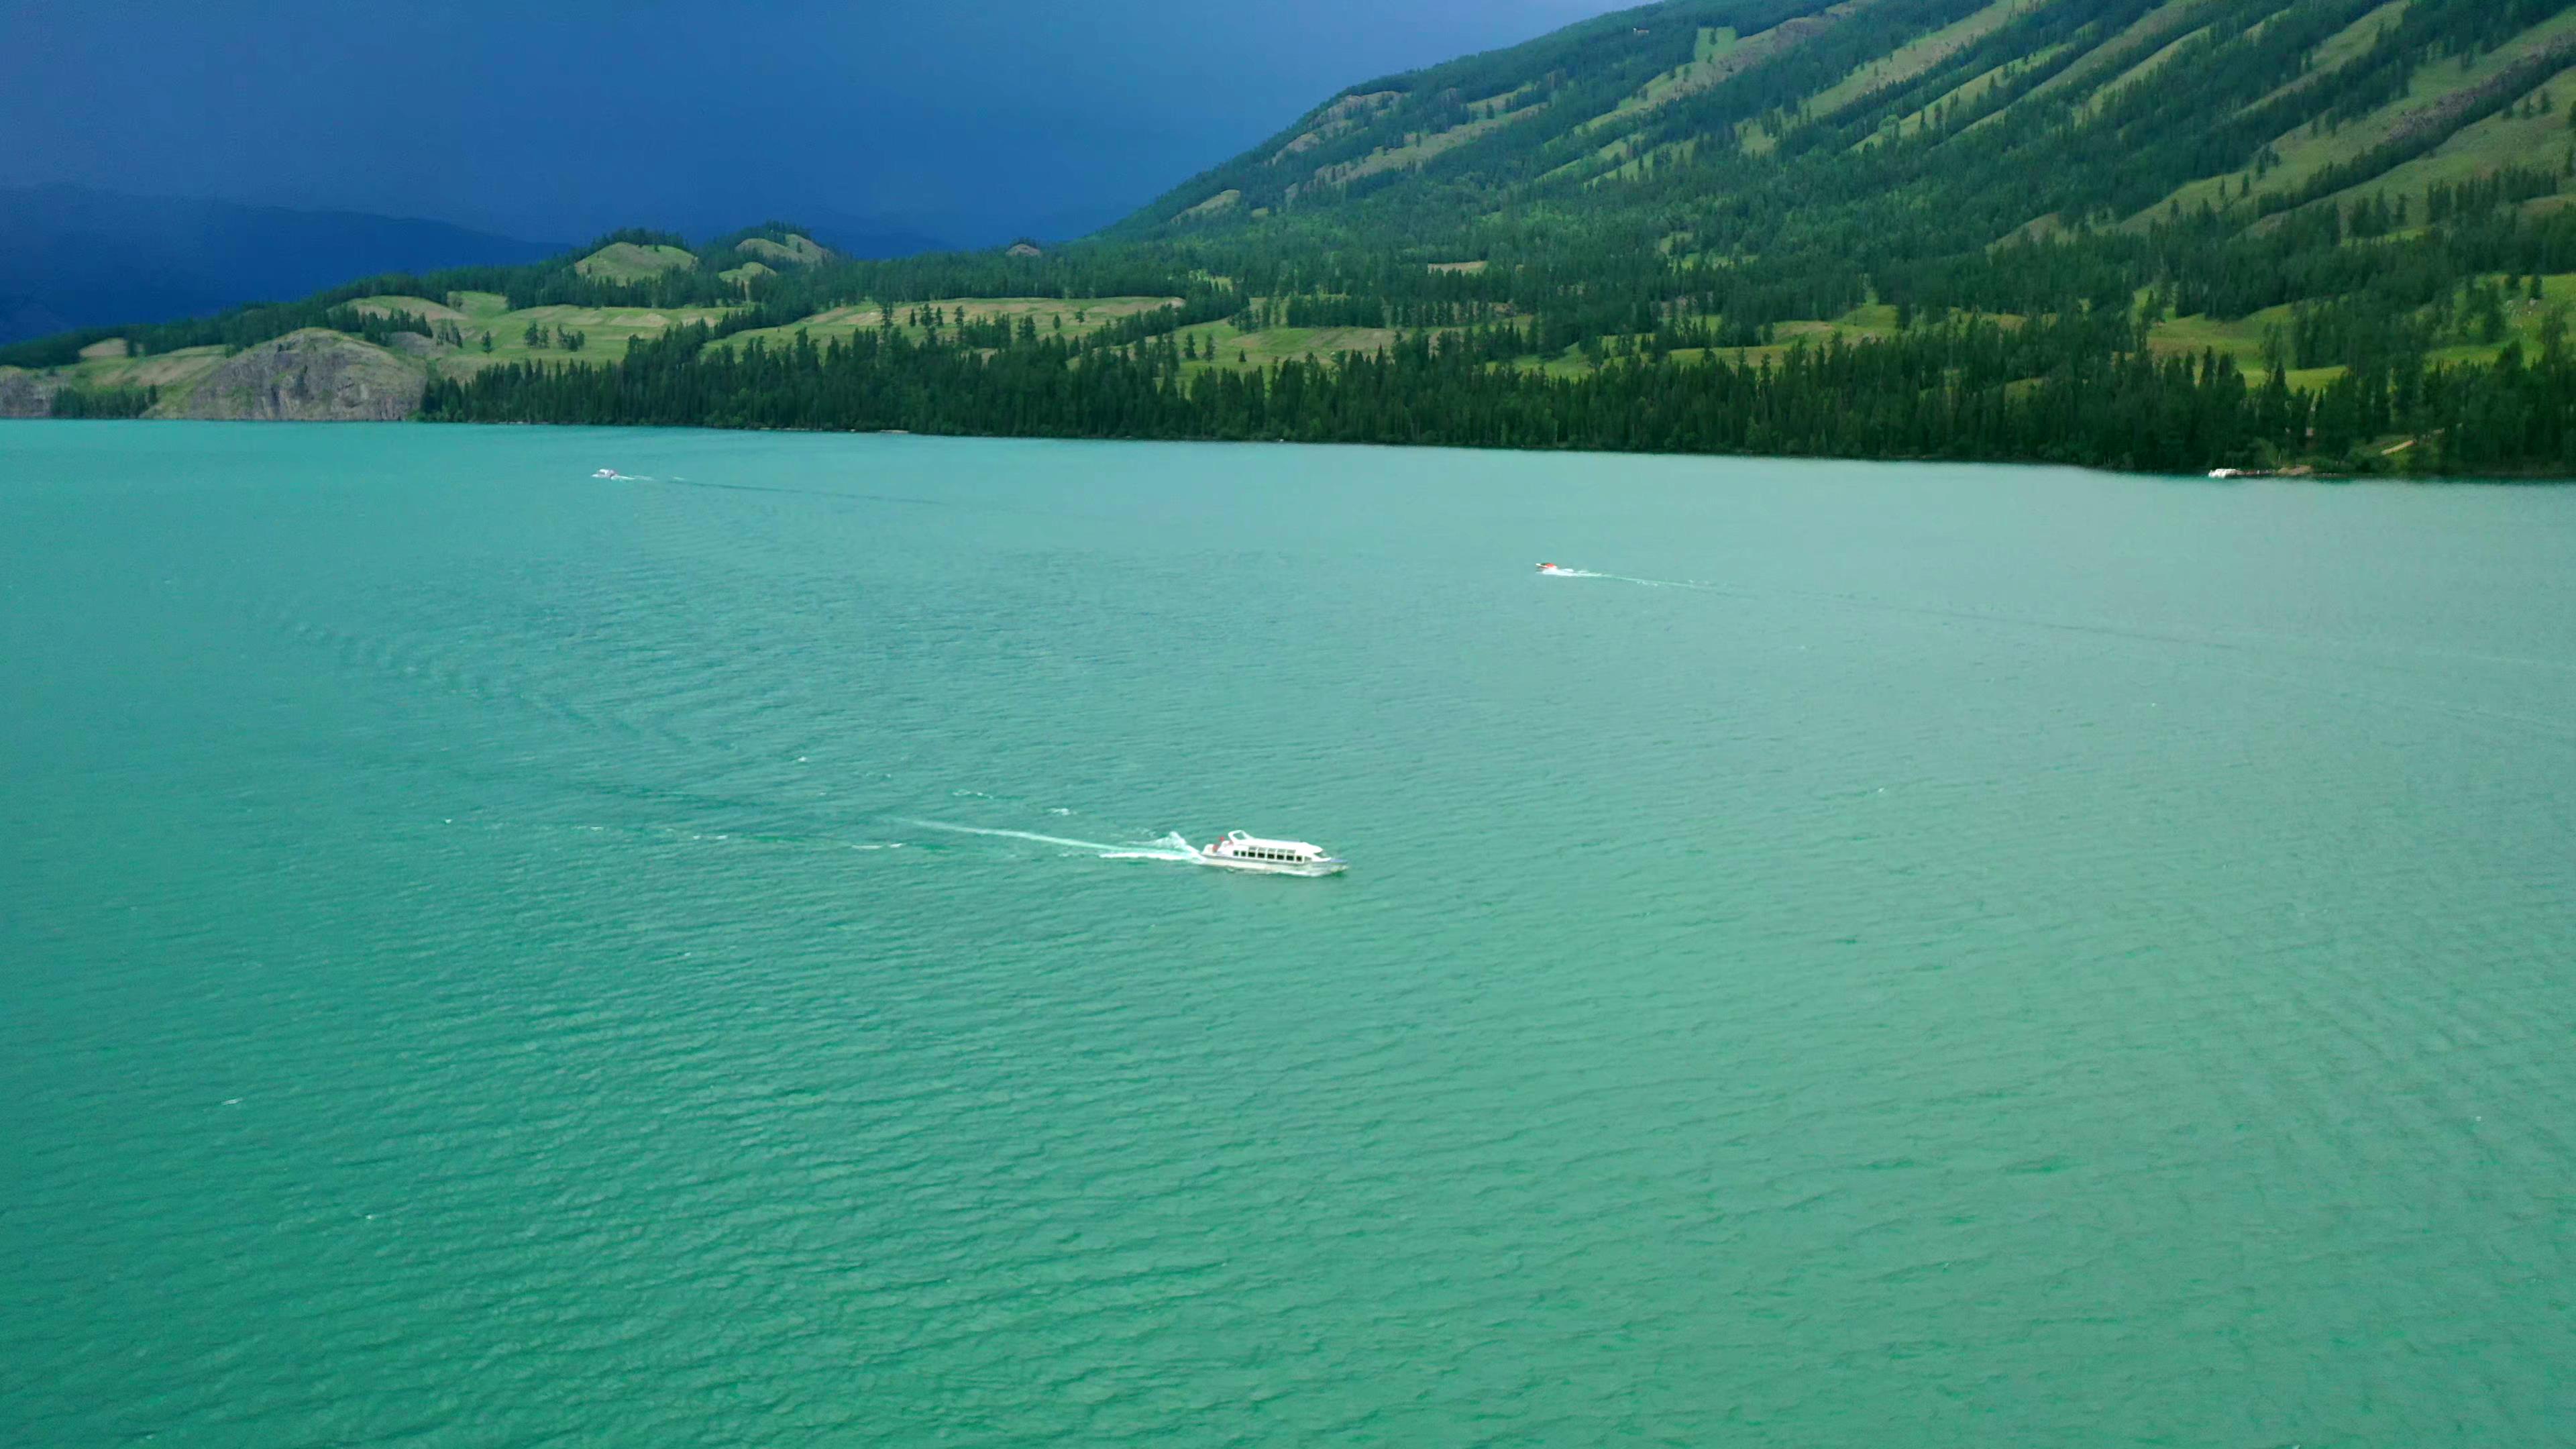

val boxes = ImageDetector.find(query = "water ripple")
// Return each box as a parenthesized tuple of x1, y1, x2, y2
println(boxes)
(3, 425, 2573, 1445)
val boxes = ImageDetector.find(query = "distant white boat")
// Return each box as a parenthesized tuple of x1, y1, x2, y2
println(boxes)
(592, 468, 620, 478)
(1195, 830, 1346, 875)
(1536, 561, 1574, 574)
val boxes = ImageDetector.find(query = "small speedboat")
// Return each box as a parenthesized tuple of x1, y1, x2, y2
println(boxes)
(1195, 830, 1346, 875)
(592, 468, 618, 478)
(1536, 561, 1573, 574)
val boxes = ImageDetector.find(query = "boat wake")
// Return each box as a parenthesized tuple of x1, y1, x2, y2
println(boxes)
(1541, 565, 1715, 590)
(900, 819, 1200, 864)
(1099, 832, 1204, 861)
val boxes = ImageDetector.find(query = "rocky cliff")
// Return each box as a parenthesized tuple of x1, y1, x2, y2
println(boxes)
(166, 327, 425, 421)
(0, 367, 62, 418)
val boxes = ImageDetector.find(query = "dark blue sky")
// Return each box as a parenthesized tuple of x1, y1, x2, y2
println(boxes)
(1, 1, 1628, 248)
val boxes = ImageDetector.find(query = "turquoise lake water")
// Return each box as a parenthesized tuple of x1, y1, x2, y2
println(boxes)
(4, 421, 2573, 1445)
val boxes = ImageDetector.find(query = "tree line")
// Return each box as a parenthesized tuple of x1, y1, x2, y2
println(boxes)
(418, 298, 2576, 476)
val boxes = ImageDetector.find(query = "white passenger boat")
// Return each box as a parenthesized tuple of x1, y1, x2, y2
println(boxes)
(1196, 830, 1346, 875)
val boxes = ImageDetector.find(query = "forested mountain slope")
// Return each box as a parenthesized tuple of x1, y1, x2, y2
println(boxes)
(12, 0, 2576, 476)
(1134, 0, 2575, 261)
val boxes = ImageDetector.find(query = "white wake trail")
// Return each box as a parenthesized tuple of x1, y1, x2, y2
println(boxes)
(901, 819, 1201, 863)
(1543, 566, 1716, 590)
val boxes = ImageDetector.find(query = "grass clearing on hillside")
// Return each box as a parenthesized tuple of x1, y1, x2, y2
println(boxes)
(2301, 67, 2576, 217)
(2022, 0, 2208, 107)
(1809, 0, 2047, 119)
(2074, 25, 2212, 123)
(574, 243, 698, 282)
(2149, 272, 2576, 382)
(1312, 107, 1544, 188)
(1862, 44, 2071, 150)
(352, 295, 469, 324)
(1196, 323, 1403, 368)
(1593, 26, 1740, 129)
(346, 290, 742, 374)
(2268, 0, 2414, 103)
(55, 345, 227, 404)
(2143, 7, 2576, 223)
(713, 297, 1185, 354)
(734, 235, 829, 267)
(2149, 307, 2294, 370)
(2226, 0, 2405, 117)
(1589, 136, 1705, 186)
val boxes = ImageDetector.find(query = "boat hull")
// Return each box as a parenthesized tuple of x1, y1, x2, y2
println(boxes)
(1193, 853, 1346, 877)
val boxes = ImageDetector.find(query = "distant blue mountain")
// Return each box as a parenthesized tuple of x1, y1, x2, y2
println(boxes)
(0, 186, 564, 343)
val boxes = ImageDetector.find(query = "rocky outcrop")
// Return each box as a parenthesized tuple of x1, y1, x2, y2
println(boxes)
(168, 328, 424, 421)
(0, 368, 62, 417)
(2385, 39, 2576, 150)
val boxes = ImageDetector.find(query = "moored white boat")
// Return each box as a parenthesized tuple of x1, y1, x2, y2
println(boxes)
(1196, 830, 1346, 875)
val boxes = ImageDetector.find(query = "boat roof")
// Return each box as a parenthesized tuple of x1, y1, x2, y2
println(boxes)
(1224, 830, 1326, 852)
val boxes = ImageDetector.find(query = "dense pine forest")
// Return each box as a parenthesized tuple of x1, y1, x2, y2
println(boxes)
(15, 0, 2576, 475)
